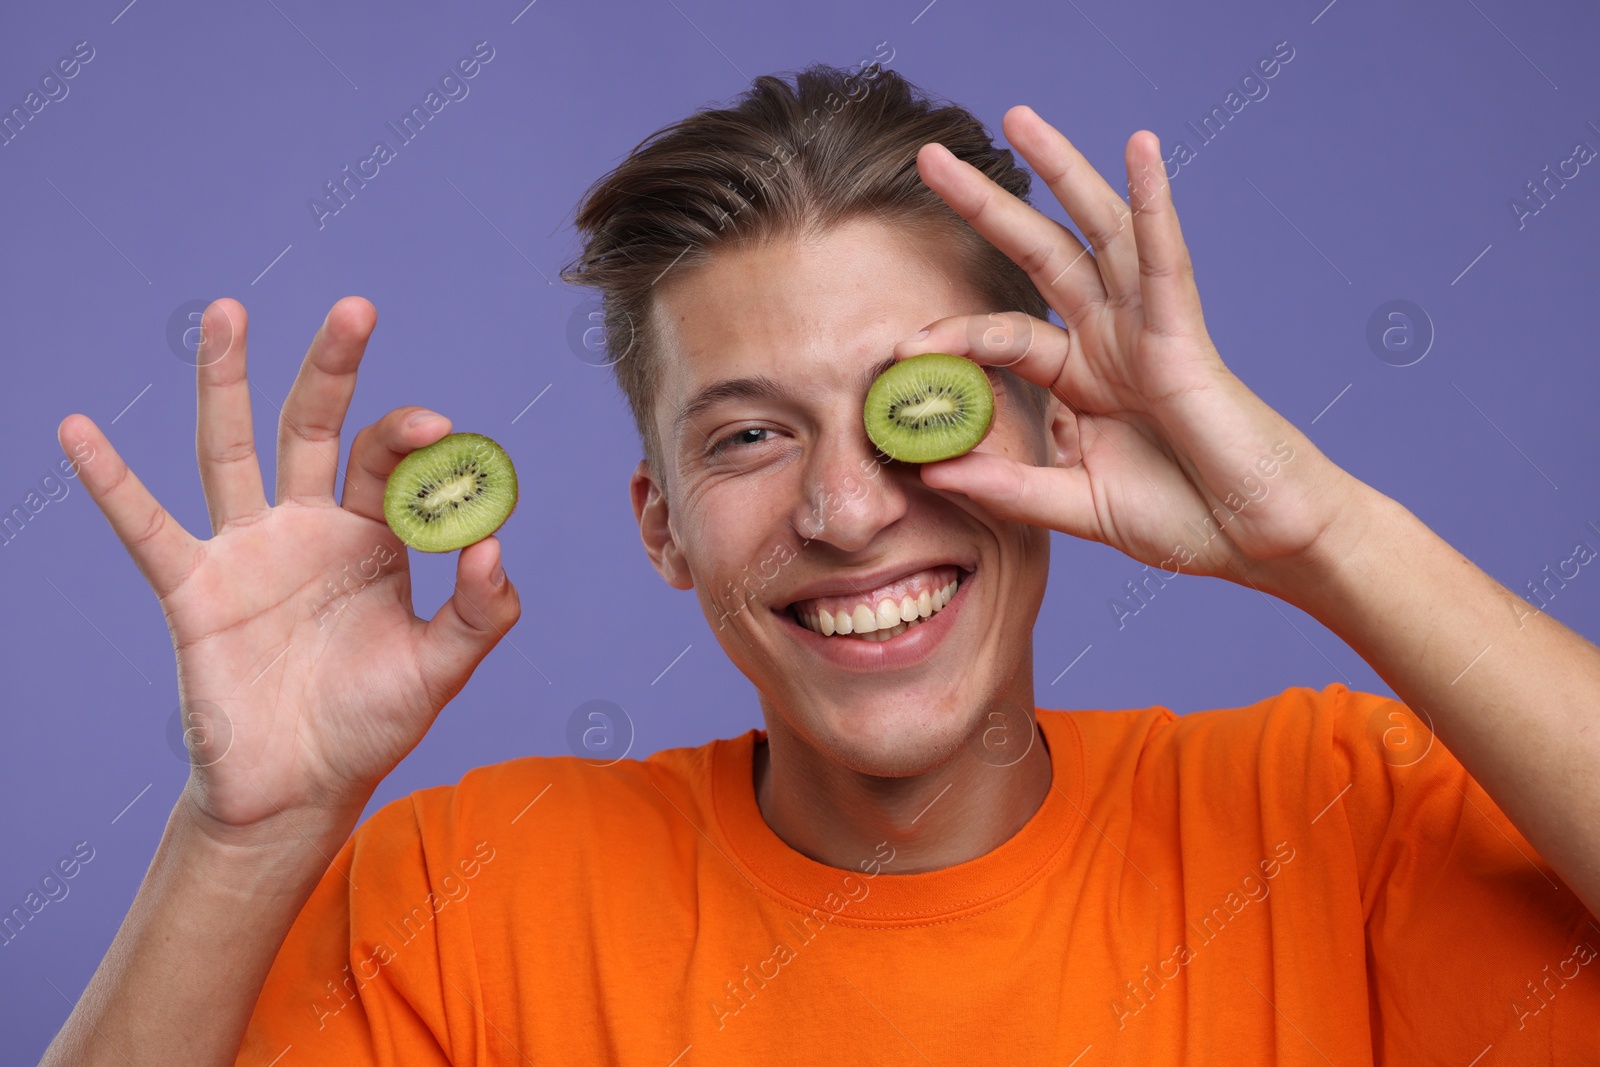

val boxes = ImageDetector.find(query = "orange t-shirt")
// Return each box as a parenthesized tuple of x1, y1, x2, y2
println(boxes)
(237, 684, 1600, 1064)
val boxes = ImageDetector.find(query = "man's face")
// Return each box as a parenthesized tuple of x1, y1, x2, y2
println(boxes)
(633, 216, 1055, 777)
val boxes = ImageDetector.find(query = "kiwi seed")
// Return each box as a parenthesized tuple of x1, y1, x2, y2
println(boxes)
(382, 432, 518, 553)
(863, 352, 995, 464)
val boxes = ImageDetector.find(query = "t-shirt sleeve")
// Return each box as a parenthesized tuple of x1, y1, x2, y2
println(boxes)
(234, 790, 466, 1066)
(1322, 683, 1600, 1062)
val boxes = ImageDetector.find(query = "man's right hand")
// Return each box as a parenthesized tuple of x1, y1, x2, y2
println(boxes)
(58, 295, 522, 835)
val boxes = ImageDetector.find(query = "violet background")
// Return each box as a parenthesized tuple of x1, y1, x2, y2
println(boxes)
(3, 0, 1598, 1057)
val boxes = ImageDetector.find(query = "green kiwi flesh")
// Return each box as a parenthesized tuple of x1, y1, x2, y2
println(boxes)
(383, 432, 518, 552)
(863, 352, 995, 463)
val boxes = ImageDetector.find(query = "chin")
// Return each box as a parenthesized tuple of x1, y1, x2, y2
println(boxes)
(796, 689, 983, 778)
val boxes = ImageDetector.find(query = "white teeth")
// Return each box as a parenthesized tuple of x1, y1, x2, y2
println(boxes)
(796, 573, 964, 641)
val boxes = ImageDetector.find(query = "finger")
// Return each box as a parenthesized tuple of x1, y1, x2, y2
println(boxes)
(416, 537, 522, 708)
(194, 298, 267, 532)
(914, 140, 1102, 327)
(895, 311, 1074, 394)
(921, 450, 1100, 544)
(1125, 131, 1206, 339)
(276, 296, 377, 504)
(58, 414, 202, 599)
(1002, 105, 1144, 307)
(340, 407, 453, 522)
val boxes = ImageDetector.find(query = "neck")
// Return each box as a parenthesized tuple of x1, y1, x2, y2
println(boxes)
(752, 689, 1054, 874)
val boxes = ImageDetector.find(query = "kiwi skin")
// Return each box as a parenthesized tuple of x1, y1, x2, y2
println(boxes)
(863, 352, 995, 464)
(382, 432, 519, 553)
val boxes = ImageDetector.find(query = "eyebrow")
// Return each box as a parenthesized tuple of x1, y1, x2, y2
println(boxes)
(672, 354, 900, 437)
(673, 375, 783, 434)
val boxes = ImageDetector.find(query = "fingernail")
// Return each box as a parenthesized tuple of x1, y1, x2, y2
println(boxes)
(407, 409, 442, 427)
(908, 329, 930, 341)
(490, 561, 506, 587)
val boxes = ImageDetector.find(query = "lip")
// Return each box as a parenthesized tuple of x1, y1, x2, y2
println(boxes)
(778, 558, 977, 610)
(777, 567, 973, 673)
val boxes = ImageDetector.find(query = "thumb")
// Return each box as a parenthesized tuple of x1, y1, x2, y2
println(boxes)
(416, 536, 523, 707)
(921, 449, 1100, 542)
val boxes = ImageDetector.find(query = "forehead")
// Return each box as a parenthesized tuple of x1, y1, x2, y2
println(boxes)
(648, 216, 980, 419)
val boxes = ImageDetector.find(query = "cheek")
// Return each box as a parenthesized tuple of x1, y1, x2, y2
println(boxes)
(678, 477, 793, 582)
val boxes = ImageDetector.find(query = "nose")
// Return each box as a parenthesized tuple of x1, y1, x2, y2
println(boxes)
(790, 429, 909, 554)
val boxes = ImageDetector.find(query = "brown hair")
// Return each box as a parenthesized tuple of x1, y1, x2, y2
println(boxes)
(557, 60, 1052, 478)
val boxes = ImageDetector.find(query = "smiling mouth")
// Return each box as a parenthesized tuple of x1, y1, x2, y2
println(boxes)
(786, 565, 965, 642)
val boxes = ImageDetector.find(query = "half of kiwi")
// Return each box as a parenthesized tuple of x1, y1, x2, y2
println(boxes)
(863, 352, 995, 463)
(382, 432, 518, 552)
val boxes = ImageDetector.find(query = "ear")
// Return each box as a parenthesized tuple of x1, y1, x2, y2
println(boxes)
(1043, 393, 1083, 469)
(630, 459, 694, 590)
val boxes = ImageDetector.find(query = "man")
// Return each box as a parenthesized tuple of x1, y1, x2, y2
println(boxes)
(43, 63, 1600, 1064)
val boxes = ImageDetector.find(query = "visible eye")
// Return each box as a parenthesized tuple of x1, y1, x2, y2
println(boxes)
(711, 426, 773, 454)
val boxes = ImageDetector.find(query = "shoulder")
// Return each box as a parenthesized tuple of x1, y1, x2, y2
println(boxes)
(1039, 684, 1418, 840)
(1043, 682, 1402, 770)
(448, 732, 724, 822)
(347, 732, 739, 869)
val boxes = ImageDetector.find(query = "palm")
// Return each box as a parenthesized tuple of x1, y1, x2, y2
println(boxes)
(60, 297, 520, 829)
(1059, 306, 1245, 572)
(165, 508, 422, 825)
(904, 109, 1345, 580)
(1078, 295, 1343, 576)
